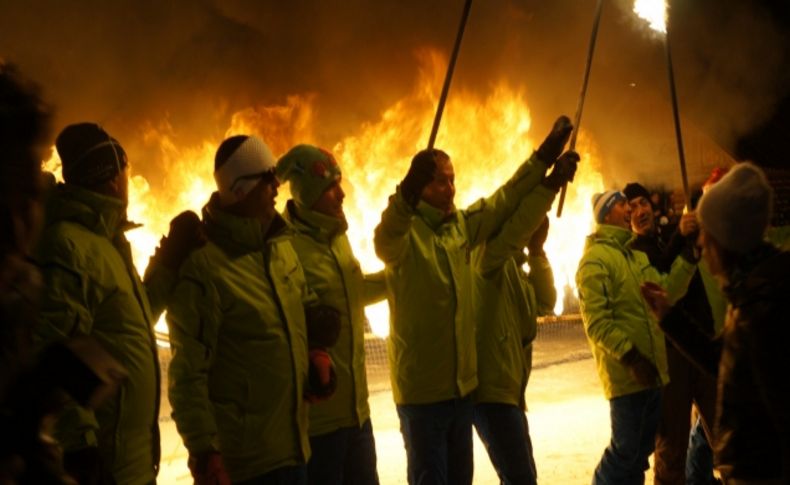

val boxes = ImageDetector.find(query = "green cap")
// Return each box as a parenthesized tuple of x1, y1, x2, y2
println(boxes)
(276, 144, 342, 208)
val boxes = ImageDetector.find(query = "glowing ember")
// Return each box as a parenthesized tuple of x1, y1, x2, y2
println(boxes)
(634, 0, 667, 34)
(43, 49, 605, 338)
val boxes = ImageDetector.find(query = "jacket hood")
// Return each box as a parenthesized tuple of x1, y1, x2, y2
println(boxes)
(202, 192, 290, 255)
(585, 224, 634, 252)
(44, 183, 129, 239)
(283, 199, 347, 243)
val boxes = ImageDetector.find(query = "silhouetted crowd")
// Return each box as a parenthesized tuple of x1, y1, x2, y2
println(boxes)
(2, 63, 788, 485)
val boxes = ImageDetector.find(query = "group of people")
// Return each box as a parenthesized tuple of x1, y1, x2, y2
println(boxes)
(578, 166, 789, 484)
(2, 61, 788, 485)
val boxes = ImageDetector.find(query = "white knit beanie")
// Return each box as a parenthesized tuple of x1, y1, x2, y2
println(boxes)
(213, 135, 276, 206)
(697, 162, 773, 253)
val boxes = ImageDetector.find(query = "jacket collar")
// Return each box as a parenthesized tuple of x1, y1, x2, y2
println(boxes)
(283, 200, 347, 243)
(416, 200, 457, 230)
(45, 183, 129, 239)
(203, 192, 289, 253)
(591, 224, 634, 249)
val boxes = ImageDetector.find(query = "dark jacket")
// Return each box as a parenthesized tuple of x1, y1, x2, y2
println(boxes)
(660, 245, 790, 481)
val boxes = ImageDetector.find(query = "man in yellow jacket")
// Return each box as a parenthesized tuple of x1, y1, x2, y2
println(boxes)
(576, 190, 696, 484)
(374, 117, 574, 484)
(277, 144, 386, 485)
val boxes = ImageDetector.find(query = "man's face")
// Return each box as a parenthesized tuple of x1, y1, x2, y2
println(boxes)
(233, 172, 280, 222)
(421, 158, 456, 215)
(628, 195, 655, 235)
(312, 179, 345, 219)
(604, 199, 632, 230)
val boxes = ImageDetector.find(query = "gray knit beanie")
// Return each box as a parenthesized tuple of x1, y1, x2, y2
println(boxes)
(697, 162, 773, 253)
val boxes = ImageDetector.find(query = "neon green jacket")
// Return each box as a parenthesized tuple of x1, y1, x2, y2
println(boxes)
(374, 154, 547, 405)
(474, 185, 557, 407)
(283, 201, 386, 436)
(167, 194, 313, 482)
(576, 224, 696, 399)
(34, 184, 161, 485)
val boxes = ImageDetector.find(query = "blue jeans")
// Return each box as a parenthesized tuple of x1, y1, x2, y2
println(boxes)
(234, 465, 307, 485)
(473, 402, 537, 485)
(686, 416, 717, 485)
(307, 419, 379, 485)
(593, 388, 662, 485)
(396, 397, 474, 485)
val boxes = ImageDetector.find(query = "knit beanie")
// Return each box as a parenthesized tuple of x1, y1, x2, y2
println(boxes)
(623, 182, 651, 204)
(276, 144, 342, 209)
(56, 123, 126, 186)
(697, 162, 773, 253)
(592, 190, 626, 224)
(214, 135, 276, 206)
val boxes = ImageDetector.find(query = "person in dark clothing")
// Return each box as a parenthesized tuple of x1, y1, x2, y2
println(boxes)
(641, 162, 790, 484)
(624, 182, 719, 485)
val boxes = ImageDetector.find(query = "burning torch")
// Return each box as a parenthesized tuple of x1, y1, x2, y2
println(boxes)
(556, 0, 604, 217)
(634, 0, 690, 205)
(427, 0, 473, 149)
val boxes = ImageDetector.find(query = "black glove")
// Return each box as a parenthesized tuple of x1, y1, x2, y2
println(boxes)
(621, 348, 660, 387)
(400, 149, 437, 208)
(541, 151, 580, 191)
(527, 217, 550, 257)
(536, 116, 573, 166)
(63, 447, 114, 485)
(304, 304, 341, 348)
(154, 210, 206, 270)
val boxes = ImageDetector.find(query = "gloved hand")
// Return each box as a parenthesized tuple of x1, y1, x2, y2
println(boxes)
(305, 349, 337, 402)
(536, 116, 573, 166)
(188, 450, 231, 485)
(400, 149, 437, 208)
(154, 210, 206, 271)
(620, 347, 660, 387)
(527, 217, 550, 257)
(63, 447, 113, 485)
(304, 305, 341, 348)
(541, 151, 580, 191)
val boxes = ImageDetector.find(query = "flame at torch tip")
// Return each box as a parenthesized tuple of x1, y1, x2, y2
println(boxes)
(634, 0, 667, 34)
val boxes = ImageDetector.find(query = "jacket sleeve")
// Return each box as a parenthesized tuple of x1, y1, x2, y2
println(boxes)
(143, 262, 177, 320)
(478, 184, 556, 276)
(166, 256, 222, 455)
(362, 270, 387, 306)
(463, 154, 548, 249)
(576, 258, 634, 360)
(373, 190, 415, 265)
(527, 254, 557, 316)
(656, 255, 697, 304)
(35, 242, 101, 451)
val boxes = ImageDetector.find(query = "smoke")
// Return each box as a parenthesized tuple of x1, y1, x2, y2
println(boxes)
(1, 0, 787, 188)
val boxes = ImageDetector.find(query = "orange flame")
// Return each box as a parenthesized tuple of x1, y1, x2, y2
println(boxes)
(634, 0, 667, 34)
(44, 49, 604, 338)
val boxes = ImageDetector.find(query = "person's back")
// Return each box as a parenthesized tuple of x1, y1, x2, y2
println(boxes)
(33, 123, 160, 484)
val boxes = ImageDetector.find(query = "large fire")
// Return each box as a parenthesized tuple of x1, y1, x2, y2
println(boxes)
(44, 49, 604, 338)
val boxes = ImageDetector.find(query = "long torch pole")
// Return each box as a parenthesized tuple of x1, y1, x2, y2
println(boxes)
(427, 0, 474, 149)
(556, 0, 604, 217)
(665, 21, 690, 205)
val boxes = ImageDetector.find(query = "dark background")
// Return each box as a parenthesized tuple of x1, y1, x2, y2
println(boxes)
(2, 0, 788, 184)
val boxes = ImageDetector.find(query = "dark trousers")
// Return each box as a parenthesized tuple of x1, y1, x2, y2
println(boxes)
(473, 402, 537, 485)
(307, 419, 379, 485)
(593, 388, 662, 485)
(654, 343, 718, 485)
(234, 465, 307, 485)
(396, 397, 474, 485)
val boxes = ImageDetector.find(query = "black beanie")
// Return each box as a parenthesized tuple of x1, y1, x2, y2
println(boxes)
(623, 182, 651, 204)
(56, 123, 126, 186)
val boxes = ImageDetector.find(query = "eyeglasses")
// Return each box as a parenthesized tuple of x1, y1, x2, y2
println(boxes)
(230, 169, 278, 192)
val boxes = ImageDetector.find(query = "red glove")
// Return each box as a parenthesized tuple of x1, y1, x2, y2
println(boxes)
(188, 451, 231, 485)
(305, 349, 337, 403)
